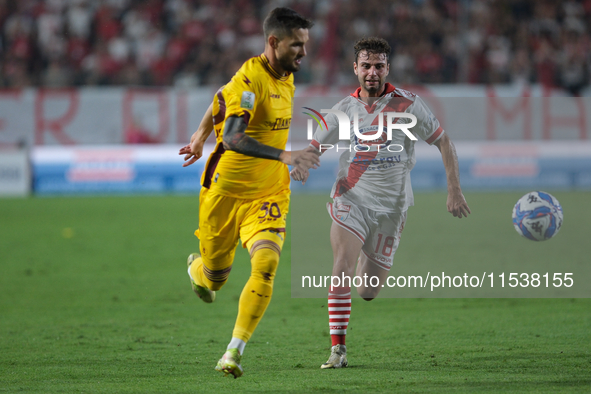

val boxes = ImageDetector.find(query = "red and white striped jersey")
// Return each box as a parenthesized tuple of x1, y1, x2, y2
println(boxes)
(310, 83, 444, 213)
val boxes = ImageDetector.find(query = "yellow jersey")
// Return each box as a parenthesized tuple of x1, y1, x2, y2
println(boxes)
(202, 54, 295, 199)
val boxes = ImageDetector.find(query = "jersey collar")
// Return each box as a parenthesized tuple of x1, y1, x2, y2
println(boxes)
(260, 54, 291, 81)
(351, 83, 397, 114)
(350, 82, 396, 98)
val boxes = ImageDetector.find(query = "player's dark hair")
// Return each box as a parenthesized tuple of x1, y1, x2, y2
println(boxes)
(263, 7, 314, 40)
(354, 37, 391, 63)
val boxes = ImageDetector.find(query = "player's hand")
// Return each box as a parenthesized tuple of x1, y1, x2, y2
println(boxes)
(290, 167, 310, 185)
(289, 146, 320, 173)
(447, 190, 471, 218)
(179, 138, 205, 167)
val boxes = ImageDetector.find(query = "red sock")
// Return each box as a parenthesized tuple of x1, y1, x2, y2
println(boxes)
(328, 286, 351, 346)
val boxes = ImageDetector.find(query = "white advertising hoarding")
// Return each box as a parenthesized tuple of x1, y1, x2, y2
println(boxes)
(0, 147, 31, 197)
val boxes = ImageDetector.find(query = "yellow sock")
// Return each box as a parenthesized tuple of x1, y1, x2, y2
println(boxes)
(232, 231, 283, 342)
(189, 255, 232, 292)
(189, 256, 206, 287)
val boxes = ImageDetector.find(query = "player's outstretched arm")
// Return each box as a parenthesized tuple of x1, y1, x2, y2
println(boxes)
(179, 102, 214, 167)
(222, 115, 320, 172)
(434, 133, 471, 218)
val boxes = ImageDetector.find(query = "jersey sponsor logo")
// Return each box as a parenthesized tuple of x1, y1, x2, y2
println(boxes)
(351, 154, 400, 166)
(354, 128, 391, 146)
(271, 117, 292, 130)
(240, 91, 255, 110)
(270, 93, 281, 99)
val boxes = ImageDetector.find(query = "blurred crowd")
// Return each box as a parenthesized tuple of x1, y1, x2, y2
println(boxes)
(0, 0, 590, 94)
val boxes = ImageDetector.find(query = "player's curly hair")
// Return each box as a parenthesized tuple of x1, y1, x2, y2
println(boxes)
(263, 7, 314, 40)
(354, 37, 391, 63)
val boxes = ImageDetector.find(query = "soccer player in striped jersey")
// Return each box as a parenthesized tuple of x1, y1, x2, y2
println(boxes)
(179, 8, 317, 378)
(292, 37, 471, 369)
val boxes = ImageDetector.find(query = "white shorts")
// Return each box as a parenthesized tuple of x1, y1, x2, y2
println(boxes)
(327, 196, 407, 270)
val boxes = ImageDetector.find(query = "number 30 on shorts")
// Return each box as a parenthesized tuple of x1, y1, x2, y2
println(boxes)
(258, 202, 282, 223)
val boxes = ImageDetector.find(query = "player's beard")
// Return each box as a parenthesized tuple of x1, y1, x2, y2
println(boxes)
(278, 53, 303, 73)
(361, 75, 384, 95)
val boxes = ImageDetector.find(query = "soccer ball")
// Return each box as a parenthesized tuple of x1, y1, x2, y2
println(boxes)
(512, 191, 563, 241)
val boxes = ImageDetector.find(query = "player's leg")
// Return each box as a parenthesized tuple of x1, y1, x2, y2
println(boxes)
(187, 253, 216, 303)
(188, 239, 236, 291)
(355, 253, 391, 300)
(233, 230, 284, 345)
(216, 192, 288, 378)
(321, 221, 363, 369)
(322, 200, 367, 369)
(187, 188, 241, 301)
(356, 210, 407, 300)
(328, 221, 363, 342)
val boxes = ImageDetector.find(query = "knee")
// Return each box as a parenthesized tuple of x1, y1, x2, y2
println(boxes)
(251, 247, 280, 284)
(357, 286, 379, 301)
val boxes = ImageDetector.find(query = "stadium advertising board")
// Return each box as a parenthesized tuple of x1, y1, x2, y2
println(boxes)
(0, 146, 31, 197)
(33, 145, 206, 195)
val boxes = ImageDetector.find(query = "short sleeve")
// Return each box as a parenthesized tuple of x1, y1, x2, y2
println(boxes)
(411, 96, 444, 145)
(222, 70, 262, 124)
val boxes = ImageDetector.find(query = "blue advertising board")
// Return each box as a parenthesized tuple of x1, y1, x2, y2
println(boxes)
(33, 146, 204, 195)
(32, 142, 591, 196)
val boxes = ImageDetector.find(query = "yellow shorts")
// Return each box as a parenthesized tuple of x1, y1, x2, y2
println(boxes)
(195, 187, 289, 269)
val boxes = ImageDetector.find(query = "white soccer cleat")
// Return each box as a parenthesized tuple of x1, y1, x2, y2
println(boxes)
(187, 253, 215, 303)
(215, 348, 244, 378)
(320, 344, 348, 369)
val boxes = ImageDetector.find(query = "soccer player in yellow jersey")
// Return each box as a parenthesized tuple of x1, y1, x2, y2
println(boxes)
(178, 8, 318, 378)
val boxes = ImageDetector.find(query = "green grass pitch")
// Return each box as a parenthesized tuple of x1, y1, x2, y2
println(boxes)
(1, 192, 590, 393)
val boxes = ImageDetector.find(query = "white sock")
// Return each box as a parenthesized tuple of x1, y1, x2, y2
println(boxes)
(227, 337, 246, 355)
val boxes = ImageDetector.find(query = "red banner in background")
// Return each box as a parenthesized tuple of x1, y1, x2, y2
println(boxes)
(0, 85, 588, 146)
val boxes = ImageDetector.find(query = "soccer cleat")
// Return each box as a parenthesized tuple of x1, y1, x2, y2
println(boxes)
(320, 344, 348, 369)
(215, 348, 244, 378)
(187, 253, 215, 303)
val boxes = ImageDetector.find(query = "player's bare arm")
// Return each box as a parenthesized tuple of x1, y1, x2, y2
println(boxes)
(179, 102, 214, 167)
(434, 133, 471, 218)
(223, 115, 320, 172)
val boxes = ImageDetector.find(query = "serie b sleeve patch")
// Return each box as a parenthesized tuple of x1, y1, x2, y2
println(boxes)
(240, 91, 255, 110)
